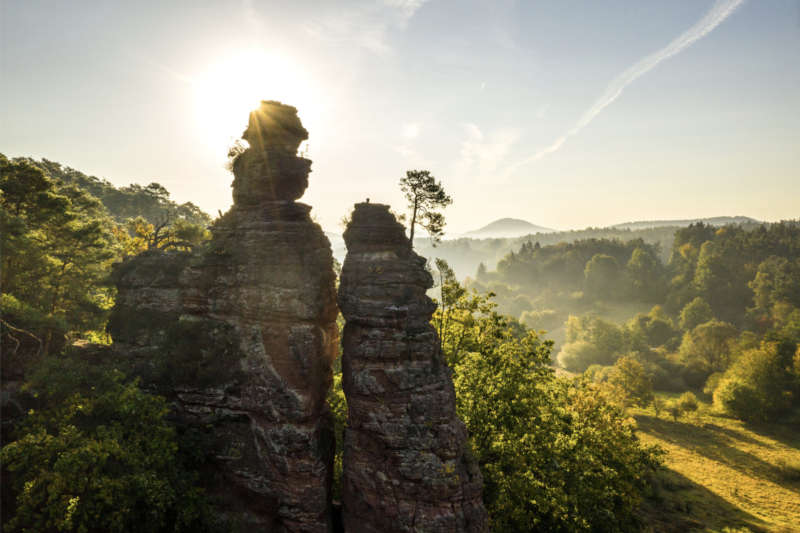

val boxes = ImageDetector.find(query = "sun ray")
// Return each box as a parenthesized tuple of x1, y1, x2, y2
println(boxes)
(192, 49, 319, 159)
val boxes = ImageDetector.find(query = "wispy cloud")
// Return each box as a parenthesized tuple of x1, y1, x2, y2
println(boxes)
(458, 123, 520, 179)
(302, 0, 431, 55)
(510, 0, 746, 172)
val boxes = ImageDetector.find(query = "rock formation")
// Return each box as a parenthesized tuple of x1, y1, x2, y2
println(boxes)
(110, 101, 338, 532)
(338, 203, 488, 532)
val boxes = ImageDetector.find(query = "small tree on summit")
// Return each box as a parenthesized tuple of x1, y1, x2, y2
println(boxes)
(399, 169, 452, 247)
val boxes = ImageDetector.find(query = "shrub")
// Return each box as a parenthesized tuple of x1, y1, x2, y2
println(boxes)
(713, 342, 793, 422)
(607, 356, 654, 408)
(676, 392, 699, 414)
(1, 355, 217, 533)
(557, 340, 604, 373)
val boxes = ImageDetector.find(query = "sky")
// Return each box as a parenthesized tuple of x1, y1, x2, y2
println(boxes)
(1, 0, 798, 234)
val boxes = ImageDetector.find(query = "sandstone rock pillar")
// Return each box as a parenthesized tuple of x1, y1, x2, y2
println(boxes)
(110, 101, 338, 532)
(338, 203, 487, 532)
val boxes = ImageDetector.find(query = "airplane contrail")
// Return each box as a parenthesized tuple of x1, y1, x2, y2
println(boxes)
(510, 0, 747, 171)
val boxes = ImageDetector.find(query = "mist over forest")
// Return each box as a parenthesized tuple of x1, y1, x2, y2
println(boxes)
(3, 153, 799, 531)
(2, 0, 799, 531)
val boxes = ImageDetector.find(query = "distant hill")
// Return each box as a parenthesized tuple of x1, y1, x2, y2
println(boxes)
(611, 216, 759, 231)
(465, 218, 555, 239)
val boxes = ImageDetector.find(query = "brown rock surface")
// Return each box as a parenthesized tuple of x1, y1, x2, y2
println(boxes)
(110, 101, 337, 532)
(338, 203, 488, 532)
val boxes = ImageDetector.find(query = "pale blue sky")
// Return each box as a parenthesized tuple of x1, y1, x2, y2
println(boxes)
(1, 0, 798, 232)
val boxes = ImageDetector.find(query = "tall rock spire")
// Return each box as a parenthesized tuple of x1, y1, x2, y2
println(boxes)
(111, 101, 338, 532)
(338, 203, 488, 532)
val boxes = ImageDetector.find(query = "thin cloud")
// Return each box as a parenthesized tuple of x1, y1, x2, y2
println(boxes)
(302, 0, 431, 55)
(510, 0, 746, 173)
(458, 123, 520, 180)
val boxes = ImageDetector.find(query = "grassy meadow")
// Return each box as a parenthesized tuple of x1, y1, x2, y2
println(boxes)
(635, 397, 800, 532)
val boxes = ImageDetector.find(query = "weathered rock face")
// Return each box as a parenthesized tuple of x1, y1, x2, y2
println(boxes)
(338, 203, 488, 532)
(110, 101, 338, 532)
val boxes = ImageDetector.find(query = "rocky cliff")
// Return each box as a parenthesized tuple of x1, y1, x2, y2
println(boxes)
(110, 101, 338, 532)
(338, 203, 487, 532)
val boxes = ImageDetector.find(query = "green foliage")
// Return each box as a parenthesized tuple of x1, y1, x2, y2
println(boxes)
(713, 342, 794, 422)
(679, 297, 714, 331)
(1, 355, 217, 533)
(16, 157, 211, 227)
(327, 313, 347, 501)
(606, 356, 654, 408)
(495, 237, 659, 302)
(676, 392, 699, 414)
(557, 315, 627, 371)
(584, 253, 624, 300)
(627, 309, 678, 350)
(626, 247, 667, 302)
(557, 340, 605, 373)
(671, 222, 800, 324)
(436, 265, 661, 531)
(123, 216, 210, 254)
(520, 308, 563, 333)
(1, 156, 118, 357)
(399, 169, 452, 245)
(678, 320, 738, 376)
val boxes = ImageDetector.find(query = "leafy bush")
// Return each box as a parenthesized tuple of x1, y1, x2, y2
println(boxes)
(676, 392, 699, 414)
(1, 354, 218, 533)
(713, 342, 793, 422)
(606, 355, 654, 408)
(557, 340, 605, 373)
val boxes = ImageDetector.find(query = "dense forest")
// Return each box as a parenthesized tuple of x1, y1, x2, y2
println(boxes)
(2, 156, 798, 531)
(467, 221, 800, 423)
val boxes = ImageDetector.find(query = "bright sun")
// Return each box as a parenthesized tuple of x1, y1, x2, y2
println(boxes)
(192, 49, 319, 157)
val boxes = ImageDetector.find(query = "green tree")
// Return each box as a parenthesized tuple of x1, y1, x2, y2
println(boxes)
(607, 356, 654, 408)
(1, 156, 118, 356)
(399, 169, 452, 245)
(679, 297, 713, 332)
(1, 355, 216, 533)
(713, 342, 794, 422)
(436, 273, 661, 531)
(626, 247, 666, 301)
(678, 319, 738, 375)
(749, 256, 800, 312)
(584, 253, 623, 300)
(558, 315, 627, 371)
(557, 340, 605, 373)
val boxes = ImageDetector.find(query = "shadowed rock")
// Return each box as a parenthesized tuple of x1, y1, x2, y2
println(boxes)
(338, 203, 488, 533)
(231, 100, 311, 205)
(110, 101, 337, 532)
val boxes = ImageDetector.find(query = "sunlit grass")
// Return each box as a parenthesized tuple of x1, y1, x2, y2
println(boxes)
(634, 397, 800, 532)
